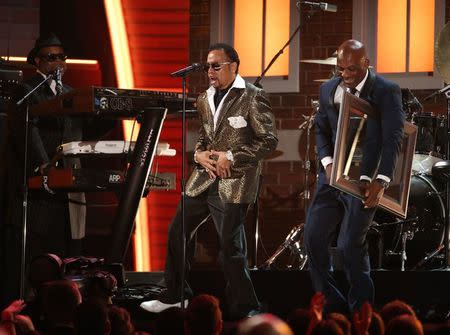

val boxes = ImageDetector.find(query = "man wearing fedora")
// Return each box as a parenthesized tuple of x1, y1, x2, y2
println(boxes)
(2, 33, 112, 302)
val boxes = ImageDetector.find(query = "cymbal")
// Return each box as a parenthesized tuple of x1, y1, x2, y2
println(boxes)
(300, 57, 337, 66)
(436, 21, 450, 83)
(314, 79, 329, 82)
(265, 150, 284, 160)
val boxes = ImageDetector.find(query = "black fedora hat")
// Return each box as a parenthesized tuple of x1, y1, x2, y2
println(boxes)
(27, 32, 64, 65)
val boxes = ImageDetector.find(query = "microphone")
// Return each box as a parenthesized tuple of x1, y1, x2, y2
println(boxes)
(170, 63, 202, 77)
(423, 84, 450, 101)
(297, 1, 338, 12)
(54, 67, 62, 84)
(54, 67, 63, 95)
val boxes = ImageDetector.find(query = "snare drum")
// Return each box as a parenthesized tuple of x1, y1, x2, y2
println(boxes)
(412, 153, 443, 175)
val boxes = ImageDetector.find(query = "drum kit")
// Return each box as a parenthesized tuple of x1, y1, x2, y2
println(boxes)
(262, 23, 450, 271)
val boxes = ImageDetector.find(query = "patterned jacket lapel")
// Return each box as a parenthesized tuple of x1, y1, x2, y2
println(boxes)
(214, 88, 243, 134)
(195, 93, 214, 141)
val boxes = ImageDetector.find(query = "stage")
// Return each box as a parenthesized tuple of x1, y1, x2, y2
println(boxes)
(120, 269, 450, 322)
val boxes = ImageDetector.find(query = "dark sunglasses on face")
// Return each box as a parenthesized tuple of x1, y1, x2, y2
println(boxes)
(202, 62, 232, 72)
(39, 53, 68, 62)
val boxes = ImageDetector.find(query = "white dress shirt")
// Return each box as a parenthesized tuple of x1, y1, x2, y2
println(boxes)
(206, 74, 246, 131)
(37, 70, 57, 95)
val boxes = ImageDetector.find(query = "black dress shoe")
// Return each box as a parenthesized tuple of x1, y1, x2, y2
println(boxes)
(158, 288, 192, 304)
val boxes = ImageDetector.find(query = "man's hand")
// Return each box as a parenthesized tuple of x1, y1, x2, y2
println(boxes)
(353, 302, 372, 335)
(195, 150, 217, 179)
(306, 292, 326, 335)
(363, 180, 385, 208)
(210, 150, 232, 179)
(359, 180, 370, 195)
(1, 299, 26, 321)
(15, 315, 35, 333)
(325, 163, 333, 182)
(309, 292, 326, 322)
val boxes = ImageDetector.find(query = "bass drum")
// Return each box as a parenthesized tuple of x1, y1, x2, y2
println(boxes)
(372, 174, 445, 270)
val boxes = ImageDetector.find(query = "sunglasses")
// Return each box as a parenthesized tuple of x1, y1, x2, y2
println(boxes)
(38, 53, 68, 62)
(202, 62, 232, 72)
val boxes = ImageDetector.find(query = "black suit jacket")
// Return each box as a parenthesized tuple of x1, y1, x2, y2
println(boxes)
(315, 69, 405, 180)
(5, 74, 115, 227)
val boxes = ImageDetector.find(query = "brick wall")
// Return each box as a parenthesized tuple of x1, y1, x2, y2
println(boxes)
(0, 0, 39, 57)
(189, 0, 450, 266)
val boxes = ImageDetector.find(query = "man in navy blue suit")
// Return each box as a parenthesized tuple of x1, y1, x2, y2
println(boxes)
(304, 39, 405, 314)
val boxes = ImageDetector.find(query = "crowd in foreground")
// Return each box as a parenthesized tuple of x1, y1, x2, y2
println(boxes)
(0, 278, 449, 335)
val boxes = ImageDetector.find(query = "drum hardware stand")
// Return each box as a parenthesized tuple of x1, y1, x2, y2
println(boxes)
(299, 100, 318, 215)
(412, 245, 445, 270)
(261, 101, 317, 270)
(261, 224, 308, 270)
(251, 175, 263, 270)
(377, 217, 418, 271)
(400, 230, 414, 271)
(443, 90, 450, 268)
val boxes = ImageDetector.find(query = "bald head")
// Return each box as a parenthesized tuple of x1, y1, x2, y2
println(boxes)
(337, 39, 367, 60)
(336, 39, 369, 88)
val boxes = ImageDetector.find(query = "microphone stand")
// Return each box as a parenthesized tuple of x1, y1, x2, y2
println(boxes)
(254, 5, 320, 87)
(252, 5, 320, 268)
(16, 73, 53, 298)
(180, 75, 187, 310)
(170, 69, 193, 310)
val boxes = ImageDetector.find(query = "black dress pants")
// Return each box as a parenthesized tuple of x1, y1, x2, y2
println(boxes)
(164, 181, 260, 318)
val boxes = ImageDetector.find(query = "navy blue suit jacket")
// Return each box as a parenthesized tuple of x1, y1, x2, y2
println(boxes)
(315, 69, 405, 180)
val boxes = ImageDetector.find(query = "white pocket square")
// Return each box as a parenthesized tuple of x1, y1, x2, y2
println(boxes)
(228, 116, 247, 129)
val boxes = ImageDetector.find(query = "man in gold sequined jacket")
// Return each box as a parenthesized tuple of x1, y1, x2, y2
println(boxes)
(146, 43, 277, 319)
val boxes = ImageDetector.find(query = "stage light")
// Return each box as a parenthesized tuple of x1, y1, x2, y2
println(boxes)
(104, 0, 151, 271)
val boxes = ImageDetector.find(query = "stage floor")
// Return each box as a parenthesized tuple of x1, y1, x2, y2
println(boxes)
(122, 269, 450, 322)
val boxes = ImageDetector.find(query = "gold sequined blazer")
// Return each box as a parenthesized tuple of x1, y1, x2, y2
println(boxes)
(186, 81, 278, 204)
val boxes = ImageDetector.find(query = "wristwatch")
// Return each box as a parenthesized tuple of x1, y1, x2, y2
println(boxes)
(375, 178, 389, 189)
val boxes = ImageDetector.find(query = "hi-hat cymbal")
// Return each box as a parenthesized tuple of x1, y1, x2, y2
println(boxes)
(300, 57, 337, 66)
(436, 21, 450, 83)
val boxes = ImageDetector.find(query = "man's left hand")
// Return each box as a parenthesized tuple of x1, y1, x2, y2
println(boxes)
(363, 180, 385, 208)
(210, 150, 232, 179)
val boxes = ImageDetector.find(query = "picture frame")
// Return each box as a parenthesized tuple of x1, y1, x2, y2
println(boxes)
(329, 91, 418, 218)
